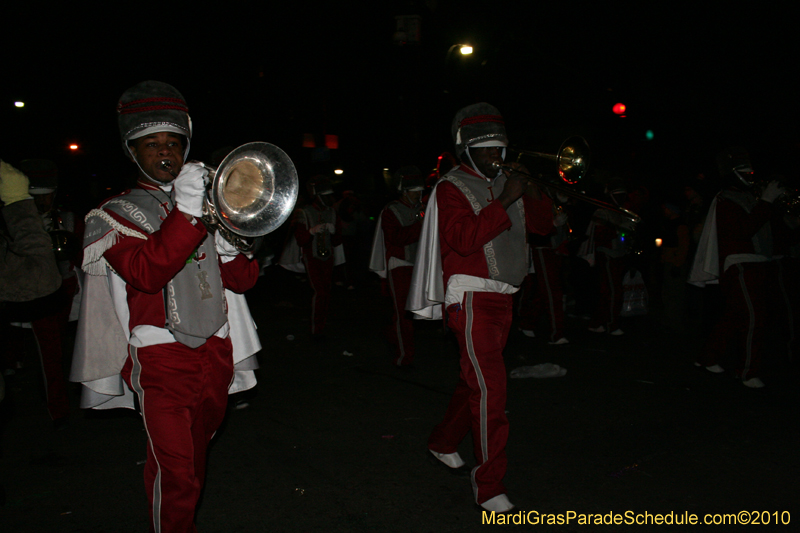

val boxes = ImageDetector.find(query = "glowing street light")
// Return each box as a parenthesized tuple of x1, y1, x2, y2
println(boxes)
(69, 144, 79, 151)
(14, 101, 25, 108)
(334, 169, 343, 175)
(459, 45, 473, 55)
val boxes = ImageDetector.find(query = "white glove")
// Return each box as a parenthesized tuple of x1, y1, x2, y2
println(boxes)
(553, 212, 568, 227)
(215, 230, 240, 257)
(0, 160, 33, 206)
(326, 222, 336, 234)
(173, 163, 208, 218)
(309, 223, 326, 235)
(760, 180, 786, 203)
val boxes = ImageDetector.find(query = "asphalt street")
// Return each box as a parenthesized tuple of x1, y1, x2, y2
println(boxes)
(1, 266, 797, 532)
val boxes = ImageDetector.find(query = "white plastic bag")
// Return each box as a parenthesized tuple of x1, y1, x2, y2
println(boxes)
(621, 269, 648, 317)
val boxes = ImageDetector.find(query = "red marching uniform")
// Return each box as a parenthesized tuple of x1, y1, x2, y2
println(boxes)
(292, 200, 343, 336)
(102, 185, 258, 532)
(517, 193, 569, 343)
(700, 190, 781, 381)
(422, 165, 553, 505)
(377, 198, 423, 365)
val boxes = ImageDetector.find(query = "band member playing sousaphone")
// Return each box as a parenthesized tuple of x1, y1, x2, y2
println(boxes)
(279, 175, 343, 339)
(407, 103, 555, 513)
(70, 80, 261, 531)
(369, 166, 425, 366)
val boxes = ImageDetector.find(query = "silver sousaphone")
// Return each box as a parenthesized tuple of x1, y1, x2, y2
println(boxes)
(162, 142, 299, 251)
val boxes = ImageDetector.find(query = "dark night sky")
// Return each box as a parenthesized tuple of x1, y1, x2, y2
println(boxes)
(2, 1, 798, 211)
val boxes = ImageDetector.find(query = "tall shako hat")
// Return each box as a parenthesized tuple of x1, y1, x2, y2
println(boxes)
(19, 159, 58, 194)
(394, 166, 425, 192)
(451, 102, 508, 158)
(117, 81, 192, 164)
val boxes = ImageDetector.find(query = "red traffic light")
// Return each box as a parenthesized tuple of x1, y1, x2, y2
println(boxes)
(612, 103, 627, 115)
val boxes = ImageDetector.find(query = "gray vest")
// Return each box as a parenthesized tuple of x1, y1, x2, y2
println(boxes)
(442, 169, 529, 286)
(301, 204, 336, 261)
(101, 189, 227, 348)
(387, 200, 420, 263)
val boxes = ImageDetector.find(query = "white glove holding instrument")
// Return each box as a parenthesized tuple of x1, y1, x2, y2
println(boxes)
(0, 160, 33, 206)
(760, 180, 786, 204)
(325, 222, 335, 234)
(173, 162, 208, 218)
(309, 223, 327, 235)
(553, 211, 568, 227)
(215, 230, 240, 260)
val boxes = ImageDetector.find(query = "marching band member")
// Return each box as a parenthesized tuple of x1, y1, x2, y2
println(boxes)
(70, 80, 261, 531)
(689, 147, 785, 388)
(279, 175, 343, 339)
(369, 166, 425, 366)
(517, 184, 570, 344)
(407, 103, 554, 513)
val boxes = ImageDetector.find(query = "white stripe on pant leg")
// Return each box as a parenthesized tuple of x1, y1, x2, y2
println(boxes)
(776, 260, 795, 359)
(605, 256, 615, 330)
(388, 268, 406, 364)
(738, 265, 756, 380)
(304, 256, 318, 334)
(538, 249, 557, 341)
(129, 345, 163, 533)
(463, 292, 490, 501)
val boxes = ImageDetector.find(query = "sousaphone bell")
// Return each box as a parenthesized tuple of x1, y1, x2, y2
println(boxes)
(163, 142, 299, 251)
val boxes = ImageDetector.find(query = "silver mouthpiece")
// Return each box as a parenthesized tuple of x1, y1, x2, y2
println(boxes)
(160, 159, 178, 177)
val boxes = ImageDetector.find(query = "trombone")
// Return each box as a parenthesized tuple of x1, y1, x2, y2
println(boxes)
(492, 136, 641, 224)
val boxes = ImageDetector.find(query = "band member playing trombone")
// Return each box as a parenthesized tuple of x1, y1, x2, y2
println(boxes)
(408, 103, 554, 513)
(369, 166, 425, 366)
(689, 147, 785, 388)
(71, 81, 261, 532)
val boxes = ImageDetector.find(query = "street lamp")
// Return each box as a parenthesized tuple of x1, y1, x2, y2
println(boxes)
(443, 44, 475, 94)
(447, 43, 474, 56)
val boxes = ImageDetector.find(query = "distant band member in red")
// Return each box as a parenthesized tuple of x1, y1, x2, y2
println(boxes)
(280, 176, 343, 339)
(369, 166, 425, 366)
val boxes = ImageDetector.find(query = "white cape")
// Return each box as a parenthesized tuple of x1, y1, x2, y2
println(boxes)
(406, 186, 444, 320)
(70, 265, 261, 410)
(687, 196, 720, 288)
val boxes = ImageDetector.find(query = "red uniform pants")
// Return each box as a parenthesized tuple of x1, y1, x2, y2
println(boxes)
(518, 248, 565, 342)
(702, 262, 767, 380)
(387, 265, 414, 365)
(122, 336, 233, 533)
(428, 291, 512, 504)
(304, 255, 334, 335)
(31, 276, 77, 421)
(590, 252, 626, 332)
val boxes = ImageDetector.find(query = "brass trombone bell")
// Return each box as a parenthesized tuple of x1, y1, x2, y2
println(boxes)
(514, 136, 590, 185)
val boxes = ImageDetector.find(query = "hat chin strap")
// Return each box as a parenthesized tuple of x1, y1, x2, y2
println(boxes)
(465, 147, 505, 180)
(733, 168, 754, 188)
(126, 140, 191, 187)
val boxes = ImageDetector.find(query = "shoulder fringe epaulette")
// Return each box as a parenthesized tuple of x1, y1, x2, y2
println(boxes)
(81, 208, 148, 276)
